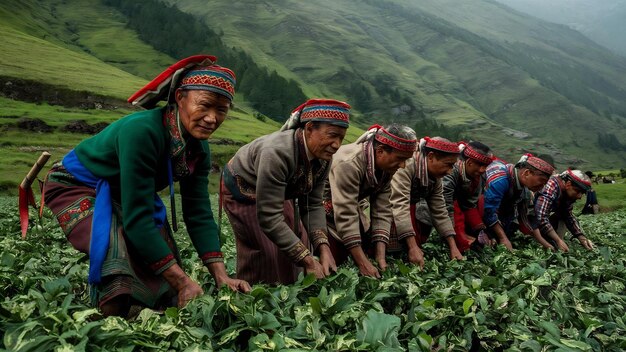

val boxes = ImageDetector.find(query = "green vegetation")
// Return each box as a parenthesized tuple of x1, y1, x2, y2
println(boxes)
(1, 196, 625, 350)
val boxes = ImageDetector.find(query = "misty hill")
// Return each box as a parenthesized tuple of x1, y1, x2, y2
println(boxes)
(495, 0, 626, 57)
(0, 0, 625, 171)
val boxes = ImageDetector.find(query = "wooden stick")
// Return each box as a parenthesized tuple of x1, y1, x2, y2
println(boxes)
(20, 151, 51, 189)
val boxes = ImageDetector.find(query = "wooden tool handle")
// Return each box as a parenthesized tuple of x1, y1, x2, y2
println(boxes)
(20, 151, 51, 189)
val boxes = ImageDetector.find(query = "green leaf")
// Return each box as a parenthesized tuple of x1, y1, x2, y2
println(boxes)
(356, 310, 401, 349)
(560, 338, 592, 351)
(462, 298, 474, 315)
(539, 321, 561, 339)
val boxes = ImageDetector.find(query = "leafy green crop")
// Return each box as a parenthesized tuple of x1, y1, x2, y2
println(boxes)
(0, 195, 625, 351)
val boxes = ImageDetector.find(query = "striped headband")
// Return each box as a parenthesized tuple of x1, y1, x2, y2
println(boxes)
(518, 154, 555, 176)
(297, 99, 351, 127)
(371, 125, 417, 152)
(563, 169, 592, 192)
(420, 136, 460, 154)
(179, 65, 236, 101)
(459, 142, 494, 165)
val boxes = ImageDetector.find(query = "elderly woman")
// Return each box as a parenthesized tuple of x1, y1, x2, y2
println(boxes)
(534, 169, 594, 252)
(42, 55, 250, 317)
(222, 99, 350, 285)
(324, 124, 417, 279)
(483, 153, 555, 251)
(389, 137, 464, 267)
(442, 141, 495, 252)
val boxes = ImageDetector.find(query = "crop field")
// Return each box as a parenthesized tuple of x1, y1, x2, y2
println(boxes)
(0, 195, 624, 351)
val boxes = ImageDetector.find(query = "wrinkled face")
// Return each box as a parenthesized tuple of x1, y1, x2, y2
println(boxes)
(564, 181, 585, 200)
(374, 147, 414, 174)
(520, 169, 550, 192)
(176, 89, 230, 140)
(427, 153, 458, 178)
(304, 123, 347, 161)
(465, 158, 489, 180)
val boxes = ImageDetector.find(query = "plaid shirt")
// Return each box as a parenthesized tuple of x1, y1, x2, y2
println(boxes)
(534, 176, 583, 237)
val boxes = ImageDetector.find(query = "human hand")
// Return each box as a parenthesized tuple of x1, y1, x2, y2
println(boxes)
(177, 280, 205, 308)
(555, 239, 569, 252)
(477, 230, 496, 247)
(499, 237, 514, 251)
(217, 276, 252, 293)
(302, 256, 326, 279)
(577, 235, 594, 250)
(318, 244, 337, 276)
(407, 247, 425, 269)
(449, 247, 464, 260)
(358, 260, 381, 279)
(162, 263, 204, 308)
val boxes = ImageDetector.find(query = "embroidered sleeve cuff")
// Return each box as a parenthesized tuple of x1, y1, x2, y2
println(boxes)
(442, 232, 456, 238)
(150, 253, 177, 275)
(286, 241, 311, 263)
(370, 229, 390, 244)
(398, 231, 416, 241)
(572, 232, 585, 239)
(201, 251, 224, 265)
(309, 229, 330, 250)
(342, 234, 362, 249)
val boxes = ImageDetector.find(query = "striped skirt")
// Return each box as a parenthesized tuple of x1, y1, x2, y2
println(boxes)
(221, 183, 309, 285)
(43, 163, 177, 310)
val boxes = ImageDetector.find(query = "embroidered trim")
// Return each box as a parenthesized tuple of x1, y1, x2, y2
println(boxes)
(201, 251, 224, 265)
(149, 253, 176, 273)
(373, 125, 417, 152)
(371, 229, 390, 244)
(286, 241, 310, 263)
(309, 229, 330, 250)
(57, 196, 94, 235)
(460, 142, 494, 165)
(423, 136, 459, 154)
(397, 231, 416, 241)
(342, 234, 362, 249)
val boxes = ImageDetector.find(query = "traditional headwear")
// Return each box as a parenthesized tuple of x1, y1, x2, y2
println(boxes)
(355, 125, 417, 152)
(562, 169, 592, 192)
(281, 99, 350, 131)
(178, 65, 235, 101)
(127, 55, 235, 109)
(355, 124, 417, 186)
(459, 142, 495, 165)
(415, 137, 460, 186)
(516, 153, 555, 176)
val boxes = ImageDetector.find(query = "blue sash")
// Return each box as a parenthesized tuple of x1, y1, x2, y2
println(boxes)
(63, 150, 167, 284)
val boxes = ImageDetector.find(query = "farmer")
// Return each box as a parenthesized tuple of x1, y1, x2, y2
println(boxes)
(580, 171, 599, 215)
(222, 99, 350, 285)
(534, 169, 595, 251)
(42, 55, 250, 317)
(324, 124, 416, 278)
(483, 153, 555, 251)
(441, 141, 495, 253)
(388, 137, 464, 267)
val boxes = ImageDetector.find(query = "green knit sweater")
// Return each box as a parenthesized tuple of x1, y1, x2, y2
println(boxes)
(74, 107, 221, 267)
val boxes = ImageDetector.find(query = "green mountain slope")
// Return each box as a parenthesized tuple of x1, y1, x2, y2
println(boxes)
(0, 0, 364, 192)
(168, 0, 626, 168)
(1, 0, 625, 171)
